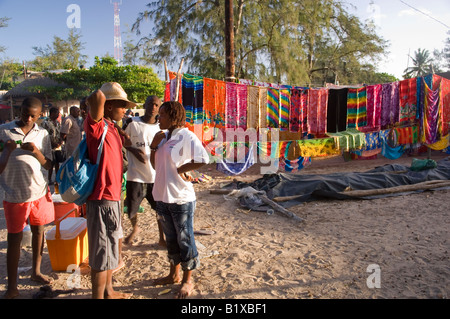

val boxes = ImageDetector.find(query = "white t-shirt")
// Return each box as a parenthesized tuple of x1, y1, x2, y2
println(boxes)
(152, 128, 210, 204)
(0, 122, 52, 203)
(124, 117, 161, 184)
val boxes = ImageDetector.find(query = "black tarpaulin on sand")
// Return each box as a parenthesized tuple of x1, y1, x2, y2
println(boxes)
(234, 157, 450, 209)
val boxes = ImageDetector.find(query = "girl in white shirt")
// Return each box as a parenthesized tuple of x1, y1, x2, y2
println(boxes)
(150, 101, 209, 299)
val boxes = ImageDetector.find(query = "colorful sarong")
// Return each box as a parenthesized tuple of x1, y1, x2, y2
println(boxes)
(278, 141, 311, 173)
(290, 88, 308, 133)
(399, 78, 418, 124)
(225, 82, 247, 129)
(365, 84, 382, 132)
(182, 74, 203, 130)
(279, 89, 291, 130)
(308, 88, 328, 136)
(381, 82, 400, 128)
(347, 87, 367, 129)
(267, 87, 280, 128)
(258, 88, 268, 129)
(298, 138, 339, 158)
(247, 86, 260, 129)
(422, 78, 441, 145)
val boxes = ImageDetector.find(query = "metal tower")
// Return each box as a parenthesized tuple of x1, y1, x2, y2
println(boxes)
(111, 0, 123, 66)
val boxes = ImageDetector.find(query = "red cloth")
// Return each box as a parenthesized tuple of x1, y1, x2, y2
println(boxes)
(84, 114, 123, 202)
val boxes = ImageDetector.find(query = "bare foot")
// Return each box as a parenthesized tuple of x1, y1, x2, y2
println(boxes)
(124, 227, 140, 245)
(176, 281, 194, 299)
(31, 273, 53, 285)
(153, 275, 181, 286)
(3, 288, 20, 299)
(105, 291, 133, 299)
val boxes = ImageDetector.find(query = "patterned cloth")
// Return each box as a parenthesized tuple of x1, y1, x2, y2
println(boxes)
(267, 87, 280, 128)
(422, 78, 441, 145)
(399, 78, 418, 124)
(365, 84, 382, 132)
(182, 74, 203, 130)
(308, 88, 328, 136)
(381, 82, 400, 128)
(247, 86, 260, 129)
(279, 89, 291, 130)
(298, 137, 339, 158)
(225, 82, 248, 130)
(290, 88, 308, 133)
(278, 141, 311, 173)
(347, 87, 367, 129)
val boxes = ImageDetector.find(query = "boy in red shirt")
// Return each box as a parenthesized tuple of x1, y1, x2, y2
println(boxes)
(85, 83, 136, 299)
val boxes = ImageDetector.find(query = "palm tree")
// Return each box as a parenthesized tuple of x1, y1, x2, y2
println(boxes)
(404, 48, 434, 78)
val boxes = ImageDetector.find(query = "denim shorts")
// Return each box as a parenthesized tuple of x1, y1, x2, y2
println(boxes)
(156, 201, 199, 271)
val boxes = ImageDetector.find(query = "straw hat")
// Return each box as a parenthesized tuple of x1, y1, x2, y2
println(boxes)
(100, 82, 137, 108)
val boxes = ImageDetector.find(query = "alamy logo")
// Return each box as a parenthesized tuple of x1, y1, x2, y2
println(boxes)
(366, 264, 381, 289)
(67, 4, 81, 29)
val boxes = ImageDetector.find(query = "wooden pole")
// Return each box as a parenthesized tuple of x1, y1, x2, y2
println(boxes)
(175, 58, 184, 102)
(225, 0, 235, 82)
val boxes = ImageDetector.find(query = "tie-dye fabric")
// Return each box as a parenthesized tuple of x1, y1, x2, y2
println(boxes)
(395, 126, 419, 145)
(399, 78, 418, 124)
(381, 82, 400, 128)
(267, 87, 280, 128)
(347, 87, 367, 129)
(279, 89, 291, 130)
(308, 88, 328, 136)
(182, 74, 203, 129)
(278, 141, 311, 173)
(422, 79, 441, 145)
(298, 138, 339, 158)
(365, 84, 382, 132)
(440, 77, 450, 137)
(290, 88, 308, 133)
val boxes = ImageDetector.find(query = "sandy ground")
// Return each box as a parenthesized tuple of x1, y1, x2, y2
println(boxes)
(0, 151, 449, 300)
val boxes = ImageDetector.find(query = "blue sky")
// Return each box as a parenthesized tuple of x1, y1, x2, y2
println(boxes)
(0, 0, 449, 81)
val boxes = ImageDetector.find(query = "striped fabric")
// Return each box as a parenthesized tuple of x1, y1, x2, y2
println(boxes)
(347, 87, 367, 129)
(267, 87, 280, 128)
(279, 89, 291, 130)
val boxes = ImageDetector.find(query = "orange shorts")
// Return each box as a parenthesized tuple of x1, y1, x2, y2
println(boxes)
(3, 190, 55, 234)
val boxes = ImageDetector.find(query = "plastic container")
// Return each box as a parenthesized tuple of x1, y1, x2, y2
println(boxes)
(52, 194, 80, 221)
(46, 209, 89, 271)
(21, 225, 32, 248)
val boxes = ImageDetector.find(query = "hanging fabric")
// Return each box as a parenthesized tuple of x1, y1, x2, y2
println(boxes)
(247, 86, 260, 129)
(278, 141, 311, 173)
(267, 87, 280, 128)
(258, 87, 268, 129)
(381, 82, 400, 128)
(364, 84, 382, 132)
(298, 137, 339, 158)
(327, 88, 348, 133)
(182, 74, 203, 131)
(440, 77, 450, 137)
(216, 143, 256, 176)
(308, 88, 329, 136)
(399, 78, 418, 124)
(290, 88, 308, 133)
(347, 87, 367, 130)
(380, 129, 405, 160)
(422, 78, 442, 145)
(279, 88, 291, 131)
(225, 82, 247, 129)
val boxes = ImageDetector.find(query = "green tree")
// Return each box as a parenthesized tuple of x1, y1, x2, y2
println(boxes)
(30, 56, 165, 104)
(404, 48, 434, 78)
(0, 17, 11, 54)
(444, 31, 450, 70)
(30, 29, 88, 71)
(132, 0, 387, 85)
(0, 59, 23, 90)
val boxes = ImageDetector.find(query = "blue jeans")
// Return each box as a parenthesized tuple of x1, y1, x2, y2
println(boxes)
(156, 201, 199, 271)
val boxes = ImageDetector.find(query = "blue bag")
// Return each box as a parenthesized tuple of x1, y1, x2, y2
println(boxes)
(56, 121, 108, 206)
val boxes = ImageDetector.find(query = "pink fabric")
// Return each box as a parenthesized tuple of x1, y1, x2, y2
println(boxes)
(307, 88, 328, 136)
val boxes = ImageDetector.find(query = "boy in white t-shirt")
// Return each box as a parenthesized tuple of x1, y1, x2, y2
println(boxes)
(0, 97, 54, 299)
(150, 101, 209, 299)
(123, 95, 165, 245)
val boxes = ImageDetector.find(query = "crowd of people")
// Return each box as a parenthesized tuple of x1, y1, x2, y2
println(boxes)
(0, 82, 210, 299)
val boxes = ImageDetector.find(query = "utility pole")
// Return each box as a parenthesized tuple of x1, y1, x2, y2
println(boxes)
(225, 0, 236, 82)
